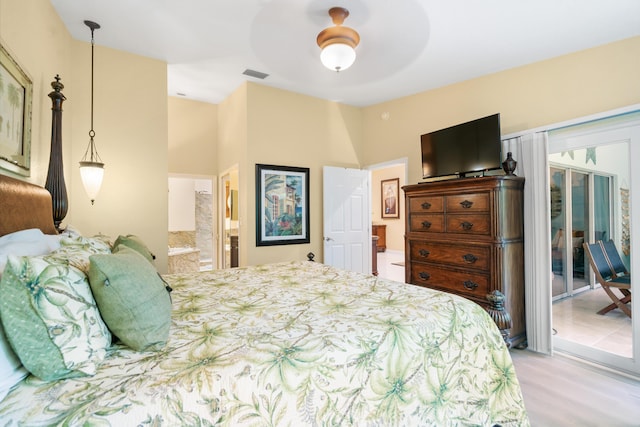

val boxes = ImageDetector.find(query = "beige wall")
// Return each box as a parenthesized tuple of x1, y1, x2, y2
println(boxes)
(245, 83, 363, 265)
(218, 83, 248, 174)
(69, 42, 168, 271)
(217, 83, 248, 263)
(168, 96, 217, 175)
(361, 36, 640, 184)
(1, 0, 170, 272)
(179, 82, 364, 267)
(371, 164, 405, 252)
(0, 0, 72, 184)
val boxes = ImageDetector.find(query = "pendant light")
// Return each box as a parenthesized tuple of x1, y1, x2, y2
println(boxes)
(316, 7, 360, 72)
(79, 20, 104, 205)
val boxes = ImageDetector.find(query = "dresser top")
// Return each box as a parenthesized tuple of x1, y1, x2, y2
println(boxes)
(403, 175, 524, 194)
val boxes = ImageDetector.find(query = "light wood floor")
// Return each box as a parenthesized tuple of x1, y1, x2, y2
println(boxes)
(511, 349, 640, 427)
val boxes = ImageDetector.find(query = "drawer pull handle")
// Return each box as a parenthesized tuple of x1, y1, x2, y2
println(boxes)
(421, 221, 432, 229)
(418, 249, 430, 258)
(418, 272, 431, 281)
(462, 253, 478, 263)
(421, 202, 432, 210)
(460, 200, 474, 209)
(463, 280, 479, 290)
(460, 221, 473, 231)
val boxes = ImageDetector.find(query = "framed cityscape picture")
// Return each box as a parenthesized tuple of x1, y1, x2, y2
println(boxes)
(256, 164, 310, 246)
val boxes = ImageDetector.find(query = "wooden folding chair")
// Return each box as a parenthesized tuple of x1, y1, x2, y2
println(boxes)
(601, 239, 630, 278)
(583, 241, 631, 318)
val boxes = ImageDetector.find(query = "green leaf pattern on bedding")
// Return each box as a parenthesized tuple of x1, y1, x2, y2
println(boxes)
(0, 261, 529, 426)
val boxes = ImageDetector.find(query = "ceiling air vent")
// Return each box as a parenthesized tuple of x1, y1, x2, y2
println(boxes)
(243, 69, 269, 80)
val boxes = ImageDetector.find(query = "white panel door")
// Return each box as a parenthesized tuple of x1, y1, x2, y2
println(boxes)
(323, 166, 370, 274)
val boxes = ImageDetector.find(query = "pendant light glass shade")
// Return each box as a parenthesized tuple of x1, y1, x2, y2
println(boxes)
(80, 20, 105, 205)
(79, 160, 104, 204)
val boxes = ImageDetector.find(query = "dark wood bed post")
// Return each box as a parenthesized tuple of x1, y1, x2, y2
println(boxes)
(45, 75, 68, 232)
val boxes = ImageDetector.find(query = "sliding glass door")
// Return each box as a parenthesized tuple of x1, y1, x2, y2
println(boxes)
(549, 124, 634, 371)
(550, 168, 612, 300)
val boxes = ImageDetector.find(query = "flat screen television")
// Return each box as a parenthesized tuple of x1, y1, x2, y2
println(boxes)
(420, 113, 502, 179)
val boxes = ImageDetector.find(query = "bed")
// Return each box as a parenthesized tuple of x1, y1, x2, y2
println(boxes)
(0, 174, 529, 426)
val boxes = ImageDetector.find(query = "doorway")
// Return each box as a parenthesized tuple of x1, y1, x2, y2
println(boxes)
(550, 131, 634, 366)
(168, 174, 216, 272)
(220, 167, 239, 269)
(368, 158, 408, 282)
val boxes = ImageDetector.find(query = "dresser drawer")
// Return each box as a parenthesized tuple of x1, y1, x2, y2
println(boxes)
(409, 196, 444, 213)
(409, 214, 444, 232)
(410, 263, 490, 299)
(446, 193, 489, 212)
(446, 214, 490, 235)
(409, 241, 490, 270)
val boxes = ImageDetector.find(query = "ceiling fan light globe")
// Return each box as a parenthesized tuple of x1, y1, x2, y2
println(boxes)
(321, 43, 356, 72)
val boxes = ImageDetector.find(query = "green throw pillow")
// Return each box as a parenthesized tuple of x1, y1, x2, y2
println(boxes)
(113, 235, 155, 262)
(0, 255, 111, 381)
(88, 247, 171, 351)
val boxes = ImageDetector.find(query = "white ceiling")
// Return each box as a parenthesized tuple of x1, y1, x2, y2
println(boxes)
(50, 0, 640, 107)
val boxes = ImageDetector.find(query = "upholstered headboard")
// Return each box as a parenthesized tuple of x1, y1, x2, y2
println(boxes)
(0, 174, 58, 237)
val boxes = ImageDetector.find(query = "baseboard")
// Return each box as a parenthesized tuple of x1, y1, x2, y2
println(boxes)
(555, 350, 640, 383)
(383, 249, 404, 256)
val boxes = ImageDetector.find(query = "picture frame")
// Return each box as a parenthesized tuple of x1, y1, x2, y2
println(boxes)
(256, 163, 310, 246)
(381, 178, 400, 219)
(0, 42, 32, 176)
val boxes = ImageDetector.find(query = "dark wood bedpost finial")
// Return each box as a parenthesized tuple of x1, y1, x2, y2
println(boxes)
(307, 252, 315, 262)
(45, 74, 68, 232)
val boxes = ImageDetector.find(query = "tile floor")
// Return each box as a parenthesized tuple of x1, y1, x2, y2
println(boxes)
(553, 289, 632, 357)
(376, 251, 632, 357)
(376, 250, 406, 283)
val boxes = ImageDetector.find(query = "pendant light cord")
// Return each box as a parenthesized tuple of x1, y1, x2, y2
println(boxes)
(90, 27, 95, 138)
(80, 19, 104, 205)
(81, 20, 102, 164)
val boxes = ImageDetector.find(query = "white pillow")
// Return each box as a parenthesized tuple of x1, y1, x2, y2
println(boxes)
(0, 321, 28, 402)
(0, 228, 44, 244)
(0, 229, 59, 276)
(43, 234, 62, 252)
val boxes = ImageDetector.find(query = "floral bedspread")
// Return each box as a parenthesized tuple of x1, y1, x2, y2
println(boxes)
(0, 261, 529, 426)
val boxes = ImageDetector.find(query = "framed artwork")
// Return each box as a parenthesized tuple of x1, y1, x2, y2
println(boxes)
(0, 42, 32, 176)
(256, 163, 310, 246)
(381, 178, 400, 219)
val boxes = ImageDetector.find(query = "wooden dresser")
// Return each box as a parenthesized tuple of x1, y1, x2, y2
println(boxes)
(371, 224, 387, 252)
(403, 176, 525, 346)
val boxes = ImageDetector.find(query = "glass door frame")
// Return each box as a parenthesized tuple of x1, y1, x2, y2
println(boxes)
(549, 115, 638, 376)
(550, 166, 602, 301)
